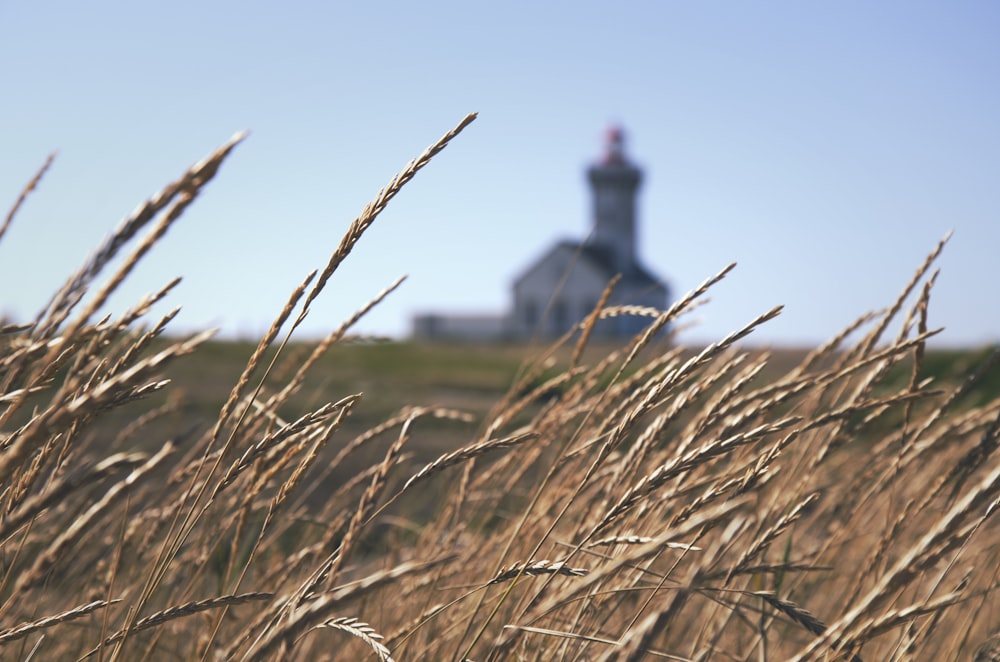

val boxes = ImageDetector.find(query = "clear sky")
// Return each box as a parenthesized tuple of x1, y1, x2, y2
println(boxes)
(2, 2, 998, 347)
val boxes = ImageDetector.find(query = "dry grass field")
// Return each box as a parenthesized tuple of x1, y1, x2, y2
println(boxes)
(2, 114, 1000, 660)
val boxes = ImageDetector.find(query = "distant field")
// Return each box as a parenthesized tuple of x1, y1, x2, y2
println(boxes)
(86, 337, 1000, 517)
(22, 337, 1000, 451)
(163, 339, 1000, 421)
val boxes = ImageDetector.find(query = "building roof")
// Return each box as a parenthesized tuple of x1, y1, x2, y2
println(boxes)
(512, 239, 664, 290)
(577, 241, 662, 286)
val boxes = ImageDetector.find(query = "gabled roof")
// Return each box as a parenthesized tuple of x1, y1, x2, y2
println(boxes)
(577, 242, 664, 287)
(512, 239, 664, 290)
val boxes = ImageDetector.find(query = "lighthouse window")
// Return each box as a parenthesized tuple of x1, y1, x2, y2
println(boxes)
(552, 299, 568, 331)
(524, 300, 539, 327)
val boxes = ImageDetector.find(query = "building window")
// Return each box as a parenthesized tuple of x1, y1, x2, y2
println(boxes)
(552, 299, 568, 332)
(523, 300, 538, 328)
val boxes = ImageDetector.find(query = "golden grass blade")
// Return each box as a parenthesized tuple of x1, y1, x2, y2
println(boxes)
(314, 617, 395, 662)
(242, 556, 454, 661)
(1, 153, 56, 244)
(0, 599, 118, 645)
(79, 593, 271, 660)
(295, 113, 477, 326)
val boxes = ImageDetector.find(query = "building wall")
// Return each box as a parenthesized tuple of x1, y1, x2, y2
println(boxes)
(510, 244, 613, 339)
(589, 164, 641, 274)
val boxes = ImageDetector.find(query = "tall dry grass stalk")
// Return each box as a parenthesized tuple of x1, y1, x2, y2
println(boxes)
(1, 113, 998, 661)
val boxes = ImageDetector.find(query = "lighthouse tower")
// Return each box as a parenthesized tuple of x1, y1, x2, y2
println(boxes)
(587, 126, 643, 275)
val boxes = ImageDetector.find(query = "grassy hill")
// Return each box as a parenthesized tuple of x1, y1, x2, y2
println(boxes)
(163, 338, 1000, 427)
(4, 118, 1000, 660)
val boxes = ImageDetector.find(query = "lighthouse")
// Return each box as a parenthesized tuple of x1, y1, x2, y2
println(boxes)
(587, 126, 643, 276)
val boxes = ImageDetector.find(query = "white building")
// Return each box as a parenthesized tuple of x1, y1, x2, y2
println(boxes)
(412, 127, 669, 342)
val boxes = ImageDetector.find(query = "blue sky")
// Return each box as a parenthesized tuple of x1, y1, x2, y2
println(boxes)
(1, 2, 998, 347)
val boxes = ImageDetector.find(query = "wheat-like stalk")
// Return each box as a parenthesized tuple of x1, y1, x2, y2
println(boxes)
(487, 559, 590, 585)
(0, 599, 118, 645)
(316, 617, 395, 662)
